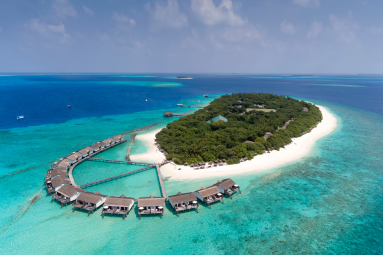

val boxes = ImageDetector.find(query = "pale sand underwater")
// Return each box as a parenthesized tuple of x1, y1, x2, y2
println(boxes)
(130, 105, 337, 180)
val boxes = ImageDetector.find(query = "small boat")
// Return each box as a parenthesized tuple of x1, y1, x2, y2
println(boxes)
(145, 99, 148, 102)
(204, 94, 208, 97)
(67, 105, 71, 108)
(17, 115, 24, 120)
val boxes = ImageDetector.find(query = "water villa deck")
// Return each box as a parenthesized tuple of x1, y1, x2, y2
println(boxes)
(168, 192, 199, 215)
(52, 185, 84, 207)
(72, 191, 107, 216)
(45, 168, 68, 182)
(46, 175, 71, 194)
(137, 195, 165, 219)
(211, 178, 241, 199)
(102, 195, 134, 219)
(195, 186, 224, 208)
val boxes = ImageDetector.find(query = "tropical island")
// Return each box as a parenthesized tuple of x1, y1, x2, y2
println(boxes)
(155, 93, 322, 165)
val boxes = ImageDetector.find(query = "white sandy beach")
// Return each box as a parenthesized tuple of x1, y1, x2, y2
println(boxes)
(129, 105, 337, 180)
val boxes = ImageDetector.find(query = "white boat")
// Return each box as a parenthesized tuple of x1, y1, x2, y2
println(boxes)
(145, 99, 148, 102)
(17, 115, 24, 120)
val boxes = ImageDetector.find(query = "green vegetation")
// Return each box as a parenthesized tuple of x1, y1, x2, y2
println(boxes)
(156, 93, 322, 165)
(246, 108, 276, 112)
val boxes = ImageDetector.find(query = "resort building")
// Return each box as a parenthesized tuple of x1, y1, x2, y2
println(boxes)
(195, 186, 224, 208)
(102, 195, 134, 219)
(52, 185, 84, 208)
(46, 175, 71, 194)
(206, 115, 228, 124)
(90, 142, 105, 152)
(137, 195, 165, 219)
(112, 135, 124, 142)
(51, 159, 72, 170)
(168, 192, 199, 215)
(72, 191, 107, 216)
(66, 152, 83, 163)
(45, 168, 68, 182)
(101, 138, 115, 147)
(78, 147, 94, 157)
(211, 179, 241, 199)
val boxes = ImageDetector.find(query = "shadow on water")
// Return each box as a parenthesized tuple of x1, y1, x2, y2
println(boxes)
(0, 190, 43, 232)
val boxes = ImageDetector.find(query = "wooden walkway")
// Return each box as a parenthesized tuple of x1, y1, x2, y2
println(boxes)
(170, 113, 190, 116)
(79, 165, 155, 188)
(156, 164, 167, 199)
(68, 139, 127, 186)
(87, 158, 152, 166)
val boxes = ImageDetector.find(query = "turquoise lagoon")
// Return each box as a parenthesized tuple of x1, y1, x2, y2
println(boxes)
(0, 87, 382, 253)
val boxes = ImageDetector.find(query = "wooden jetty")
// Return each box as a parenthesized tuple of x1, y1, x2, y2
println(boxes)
(155, 164, 167, 199)
(79, 165, 155, 188)
(87, 158, 152, 166)
(163, 111, 190, 117)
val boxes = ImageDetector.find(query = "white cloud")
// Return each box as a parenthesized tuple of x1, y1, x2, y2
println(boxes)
(83, 6, 94, 15)
(112, 12, 136, 31)
(26, 19, 69, 42)
(147, 0, 187, 28)
(191, 0, 247, 26)
(293, 0, 320, 7)
(307, 21, 323, 39)
(280, 21, 295, 34)
(0, 27, 3, 32)
(223, 26, 264, 42)
(328, 14, 358, 43)
(52, 0, 77, 18)
(368, 26, 383, 35)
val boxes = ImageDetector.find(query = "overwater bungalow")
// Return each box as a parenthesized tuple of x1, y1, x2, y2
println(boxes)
(66, 152, 83, 163)
(102, 138, 115, 147)
(168, 192, 199, 215)
(102, 195, 134, 219)
(195, 186, 224, 208)
(51, 159, 72, 170)
(78, 147, 94, 157)
(112, 135, 124, 142)
(90, 142, 104, 152)
(137, 195, 165, 219)
(52, 185, 84, 208)
(212, 178, 241, 199)
(45, 168, 68, 182)
(72, 191, 107, 216)
(46, 175, 71, 194)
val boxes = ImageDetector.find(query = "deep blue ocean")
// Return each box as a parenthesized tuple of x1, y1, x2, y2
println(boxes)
(0, 74, 382, 254)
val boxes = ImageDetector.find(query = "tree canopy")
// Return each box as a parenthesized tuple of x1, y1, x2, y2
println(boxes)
(156, 93, 322, 165)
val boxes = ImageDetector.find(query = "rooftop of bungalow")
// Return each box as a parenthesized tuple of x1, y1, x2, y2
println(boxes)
(168, 192, 197, 205)
(104, 195, 134, 207)
(78, 147, 93, 154)
(50, 176, 71, 188)
(76, 191, 107, 204)
(56, 185, 84, 198)
(46, 168, 68, 180)
(196, 186, 221, 197)
(206, 115, 228, 124)
(113, 135, 124, 140)
(137, 195, 165, 207)
(66, 153, 82, 161)
(212, 178, 237, 190)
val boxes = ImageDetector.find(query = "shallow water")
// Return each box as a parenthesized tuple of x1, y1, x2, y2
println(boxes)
(0, 75, 382, 254)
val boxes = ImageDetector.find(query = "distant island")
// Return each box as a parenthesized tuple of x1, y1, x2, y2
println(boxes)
(176, 76, 192, 79)
(156, 93, 322, 165)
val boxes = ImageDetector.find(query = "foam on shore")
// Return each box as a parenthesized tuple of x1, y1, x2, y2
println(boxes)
(129, 105, 337, 180)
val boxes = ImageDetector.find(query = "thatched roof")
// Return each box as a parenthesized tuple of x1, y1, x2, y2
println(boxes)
(90, 142, 103, 149)
(51, 176, 71, 188)
(57, 185, 84, 197)
(168, 192, 197, 204)
(104, 195, 134, 207)
(78, 147, 92, 154)
(103, 138, 115, 144)
(76, 192, 106, 204)
(215, 178, 237, 190)
(163, 111, 173, 117)
(67, 153, 81, 161)
(47, 168, 67, 178)
(57, 159, 71, 168)
(137, 195, 165, 207)
(303, 107, 309, 112)
(196, 186, 220, 197)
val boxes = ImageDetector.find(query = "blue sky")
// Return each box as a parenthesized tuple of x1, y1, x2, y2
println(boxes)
(0, 0, 382, 73)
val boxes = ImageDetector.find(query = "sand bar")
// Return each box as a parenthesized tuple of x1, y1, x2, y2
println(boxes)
(129, 105, 337, 180)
